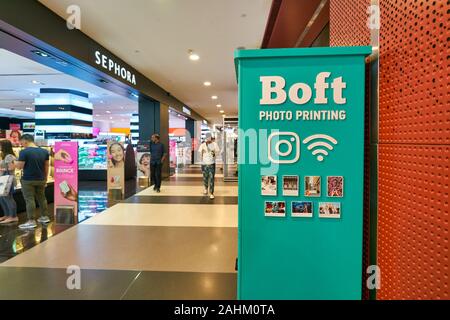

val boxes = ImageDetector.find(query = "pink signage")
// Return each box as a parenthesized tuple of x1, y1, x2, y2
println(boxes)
(54, 141, 79, 225)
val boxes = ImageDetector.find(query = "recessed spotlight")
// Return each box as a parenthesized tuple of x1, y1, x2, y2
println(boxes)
(95, 114, 101, 116)
(211, 96, 218, 100)
(110, 117, 113, 120)
(31, 80, 41, 85)
(216, 104, 222, 108)
(120, 106, 124, 109)
(100, 100, 104, 104)
(26, 107, 32, 110)
(222, 114, 226, 117)
(203, 81, 211, 86)
(106, 111, 111, 114)
(188, 50, 200, 61)
(220, 110, 224, 113)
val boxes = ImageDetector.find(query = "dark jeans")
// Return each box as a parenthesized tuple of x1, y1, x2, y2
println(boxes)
(0, 187, 17, 218)
(151, 162, 162, 189)
(21, 180, 48, 220)
(202, 164, 216, 194)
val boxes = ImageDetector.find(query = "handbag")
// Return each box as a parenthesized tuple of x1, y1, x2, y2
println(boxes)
(0, 174, 14, 197)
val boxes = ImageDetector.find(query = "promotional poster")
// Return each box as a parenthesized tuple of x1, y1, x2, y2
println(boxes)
(54, 141, 78, 225)
(107, 141, 125, 199)
(136, 141, 151, 187)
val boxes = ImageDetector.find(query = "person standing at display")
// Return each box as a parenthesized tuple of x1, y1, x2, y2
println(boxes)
(15, 134, 50, 230)
(199, 134, 220, 200)
(0, 140, 18, 224)
(150, 134, 166, 193)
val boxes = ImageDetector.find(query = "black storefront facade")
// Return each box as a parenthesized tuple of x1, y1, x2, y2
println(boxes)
(0, 0, 206, 212)
(0, 0, 207, 175)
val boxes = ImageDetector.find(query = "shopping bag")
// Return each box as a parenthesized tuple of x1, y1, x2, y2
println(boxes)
(0, 175, 14, 197)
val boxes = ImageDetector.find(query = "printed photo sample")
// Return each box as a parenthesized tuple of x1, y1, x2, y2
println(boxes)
(261, 175, 277, 196)
(264, 201, 286, 217)
(283, 175, 299, 196)
(319, 202, 341, 218)
(327, 176, 344, 197)
(305, 176, 321, 197)
(291, 201, 313, 218)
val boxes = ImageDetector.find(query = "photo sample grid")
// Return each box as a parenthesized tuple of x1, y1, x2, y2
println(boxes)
(283, 175, 299, 196)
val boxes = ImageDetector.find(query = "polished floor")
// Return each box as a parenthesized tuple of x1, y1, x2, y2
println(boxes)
(0, 167, 238, 300)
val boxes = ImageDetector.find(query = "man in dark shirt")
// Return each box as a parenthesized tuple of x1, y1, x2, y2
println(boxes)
(150, 134, 166, 193)
(15, 134, 50, 229)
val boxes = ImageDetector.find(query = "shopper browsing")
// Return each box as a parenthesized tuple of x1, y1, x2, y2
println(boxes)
(0, 140, 18, 224)
(15, 134, 50, 230)
(199, 134, 220, 200)
(150, 134, 167, 193)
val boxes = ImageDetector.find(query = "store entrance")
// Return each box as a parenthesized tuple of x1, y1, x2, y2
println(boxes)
(0, 47, 139, 252)
(168, 110, 192, 175)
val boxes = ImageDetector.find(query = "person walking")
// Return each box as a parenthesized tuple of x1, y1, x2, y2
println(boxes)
(0, 139, 18, 224)
(149, 134, 166, 193)
(199, 134, 220, 200)
(15, 134, 50, 230)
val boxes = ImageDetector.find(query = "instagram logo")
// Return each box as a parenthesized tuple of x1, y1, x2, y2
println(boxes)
(268, 132, 300, 164)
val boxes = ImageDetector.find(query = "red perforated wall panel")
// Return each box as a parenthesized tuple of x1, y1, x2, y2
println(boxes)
(377, 145, 449, 299)
(330, 0, 450, 300)
(330, 0, 371, 46)
(379, 0, 449, 144)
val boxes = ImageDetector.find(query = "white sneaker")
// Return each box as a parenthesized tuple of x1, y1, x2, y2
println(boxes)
(19, 220, 37, 230)
(203, 189, 208, 195)
(209, 194, 215, 200)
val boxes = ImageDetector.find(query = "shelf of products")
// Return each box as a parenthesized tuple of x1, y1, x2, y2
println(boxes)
(78, 144, 107, 170)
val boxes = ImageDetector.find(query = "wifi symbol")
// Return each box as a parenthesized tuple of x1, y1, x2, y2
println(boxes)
(303, 134, 338, 162)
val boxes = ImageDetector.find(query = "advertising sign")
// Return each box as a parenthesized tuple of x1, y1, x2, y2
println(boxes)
(107, 141, 125, 200)
(54, 141, 78, 225)
(235, 47, 371, 299)
(6, 130, 22, 146)
(136, 141, 150, 187)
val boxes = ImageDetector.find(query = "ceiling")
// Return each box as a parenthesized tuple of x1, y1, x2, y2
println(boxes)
(38, 0, 272, 124)
(0, 48, 137, 127)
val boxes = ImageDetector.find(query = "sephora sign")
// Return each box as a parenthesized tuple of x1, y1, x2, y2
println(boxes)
(95, 51, 137, 85)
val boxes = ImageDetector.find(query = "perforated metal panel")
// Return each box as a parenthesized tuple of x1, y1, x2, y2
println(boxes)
(377, 145, 449, 299)
(330, 0, 371, 46)
(330, 0, 450, 300)
(379, 0, 450, 144)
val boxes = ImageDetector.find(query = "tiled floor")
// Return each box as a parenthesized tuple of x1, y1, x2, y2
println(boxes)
(0, 167, 238, 299)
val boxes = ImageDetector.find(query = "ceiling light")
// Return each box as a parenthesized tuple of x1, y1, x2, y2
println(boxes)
(106, 111, 111, 114)
(211, 96, 218, 100)
(120, 106, 124, 109)
(32, 50, 49, 58)
(220, 110, 224, 113)
(26, 107, 32, 110)
(188, 50, 200, 61)
(100, 100, 104, 104)
(203, 81, 211, 86)
(96, 114, 100, 116)
(110, 117, 113, 120)
(216, 104, 222, 108)
(31, 80, 42, 85)
(222, 114, 226, 117)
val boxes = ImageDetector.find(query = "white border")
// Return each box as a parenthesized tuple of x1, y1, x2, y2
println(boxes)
(304, 176, 321, 197)
(264, 201, 286, 217)
(318, 202, 341, 219)
(282, 175, 299, 196)
(291, 201, 313, 218)
(261, 175, 277, 196)
(327, 176, 344, 198)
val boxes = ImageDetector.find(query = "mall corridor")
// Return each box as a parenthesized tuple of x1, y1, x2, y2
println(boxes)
(0, 167, 238, 300)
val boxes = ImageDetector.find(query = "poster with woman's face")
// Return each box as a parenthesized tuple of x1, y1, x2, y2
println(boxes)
(107, 141, 125, 199)
(7, 130, 22, 146)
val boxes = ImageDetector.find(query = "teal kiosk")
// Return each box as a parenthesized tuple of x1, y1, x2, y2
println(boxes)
(235, 46, 371, 299)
